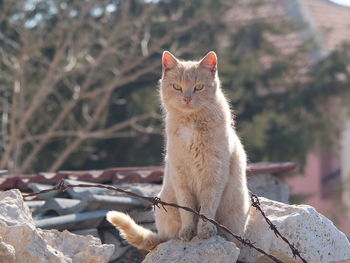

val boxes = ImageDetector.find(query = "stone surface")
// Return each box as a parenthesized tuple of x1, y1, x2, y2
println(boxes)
(142, 236, 240, 263)
(40, 229, 113, 263)
(247, 173, 290, 203)
(0, 189, 114, 263)
(72, 228, 99, 238)
(99, 228, 130, 261)
(240, 197, 350, 263)
(0, 237, 15, 262)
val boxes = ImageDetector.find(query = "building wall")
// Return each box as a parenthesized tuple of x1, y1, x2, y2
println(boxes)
(227, 0, 350, 233)
(341, 120, 350, 222)
(287, 152, 350, 234)
(284, 0, 350, 234)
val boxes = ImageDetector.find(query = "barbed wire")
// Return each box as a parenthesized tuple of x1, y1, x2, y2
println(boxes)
(250, 193, 307, 263)
(22, 180, 307, 263)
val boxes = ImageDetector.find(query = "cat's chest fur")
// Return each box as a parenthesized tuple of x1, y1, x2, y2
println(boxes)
(168, 120, 212, 159)
(178, 125, 195, 145)
(172, 120, 209, 145)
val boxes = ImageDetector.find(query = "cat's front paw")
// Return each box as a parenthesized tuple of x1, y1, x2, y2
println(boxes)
(179, 223, 196, 241)
(197, 220, 217, 239)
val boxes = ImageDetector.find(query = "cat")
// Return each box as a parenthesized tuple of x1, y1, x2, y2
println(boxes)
(107, 51, 250, 250)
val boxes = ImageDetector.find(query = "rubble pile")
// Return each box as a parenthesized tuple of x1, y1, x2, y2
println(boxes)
(20, 164, 290, 262)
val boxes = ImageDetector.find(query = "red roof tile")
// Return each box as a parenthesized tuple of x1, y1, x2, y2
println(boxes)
(0, 163, 296, 191)
(304, 0, 350, 50)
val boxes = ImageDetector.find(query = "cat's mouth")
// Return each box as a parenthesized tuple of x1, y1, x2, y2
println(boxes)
(180, 102, 197, 112)
(167, 100, 199, 113)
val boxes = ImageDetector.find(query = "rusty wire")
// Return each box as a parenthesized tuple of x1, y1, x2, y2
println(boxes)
(22, 180, 308, 263)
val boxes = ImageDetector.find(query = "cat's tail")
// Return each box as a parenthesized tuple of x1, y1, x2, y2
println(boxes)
(106, 211, 164, 251)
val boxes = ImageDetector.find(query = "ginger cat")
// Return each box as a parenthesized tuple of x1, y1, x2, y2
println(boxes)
(107, 51, 250, 250)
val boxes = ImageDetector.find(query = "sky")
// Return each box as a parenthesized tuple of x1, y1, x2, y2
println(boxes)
(329, 0, 350, 7)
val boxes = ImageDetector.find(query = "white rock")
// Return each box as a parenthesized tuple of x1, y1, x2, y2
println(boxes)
(0, 188, 35, 226)
(40, 229, 115, 263)
(99, 229, 130, 261)
(0, 237, 15, 262)
(142, 236, 240, 263)
(239, 197, 350, 263)
(0, 189, 114, 263)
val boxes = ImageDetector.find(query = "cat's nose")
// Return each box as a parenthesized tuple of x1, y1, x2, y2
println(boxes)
(183, 97, 192, 104)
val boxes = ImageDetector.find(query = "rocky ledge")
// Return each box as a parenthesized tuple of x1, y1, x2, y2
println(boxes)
(1, 188, 349, 263)
(239, 197, 350, 263)
(143, 236, 240, 263)
(0, 189, 114, 263)
(144, 198, 350, 263)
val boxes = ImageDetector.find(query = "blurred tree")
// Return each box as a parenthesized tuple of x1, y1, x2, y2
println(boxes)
(0, 0, 229, 173)
(0, 0, 349, 173)
(220, 9, 350, 164)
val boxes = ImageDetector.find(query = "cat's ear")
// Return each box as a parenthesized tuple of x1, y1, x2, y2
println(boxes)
(199, 51, 217, 73)
(162, 51, 178, 71)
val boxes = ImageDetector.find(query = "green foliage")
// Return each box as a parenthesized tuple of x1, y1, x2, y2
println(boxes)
(220, 16, 350, 164)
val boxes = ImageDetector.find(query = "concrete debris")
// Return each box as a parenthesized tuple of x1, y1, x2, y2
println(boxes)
(33, 198, 83, 216)
(142, 236, 240, 263)
(0, 237, 16, 262)
(248, 173, 290, 203)
(100, 228, 131, 261)
(24, 200, 45, 211)
(6, 163, 339, 263)
(114, 183, 162, 199)
(88, 194, 146, 210)
(25, 179, 162, 262)
(35, 209, 108, 230)
(40, 229, 114, 263)
(239, 197, 350, 263)
(0, 189, 114, 263)
(65, 179, 112, 199)
(72, 228, 100, 238)
(29, 182, 62, 200)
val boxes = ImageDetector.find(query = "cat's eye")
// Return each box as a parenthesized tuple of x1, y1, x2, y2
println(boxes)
(172, 84, 182, 92)
(194, 84, 204, 91)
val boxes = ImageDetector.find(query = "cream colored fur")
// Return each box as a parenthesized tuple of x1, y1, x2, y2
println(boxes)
(106, 211, 165, 250)
(107, 51, 250, 251)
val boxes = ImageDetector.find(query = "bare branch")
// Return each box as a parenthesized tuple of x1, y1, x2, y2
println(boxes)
(48, 89, 114, 172)
(20, 113, 162, 143)
(0, 32, 20, 50)
(0, 0, 16, 23)
(0, 2, 96, 169)
(80, 60, 160, 99)
(1, 1, 215, 173)
(17, 32, 127, 172)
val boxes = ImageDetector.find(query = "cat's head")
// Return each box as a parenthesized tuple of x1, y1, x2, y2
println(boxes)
(159, 51, 220, 113)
